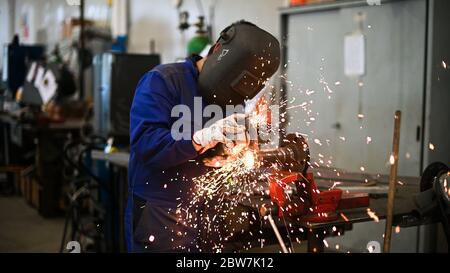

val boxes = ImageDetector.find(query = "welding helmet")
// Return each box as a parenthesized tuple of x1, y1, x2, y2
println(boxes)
(198, 21, 280, 108)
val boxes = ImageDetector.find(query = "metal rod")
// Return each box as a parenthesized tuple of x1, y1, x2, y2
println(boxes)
(267, 214, 289, 253)
(79, 0, 85, 99)
(383, 110, 401, 253)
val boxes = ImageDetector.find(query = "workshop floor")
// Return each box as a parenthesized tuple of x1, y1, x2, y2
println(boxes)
(0, 196, 65, 253)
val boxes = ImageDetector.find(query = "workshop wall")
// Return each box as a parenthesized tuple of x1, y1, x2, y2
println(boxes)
(9, 0, 109, 50)
(284, 0, 427, 177)
(128, 0, 285, 63)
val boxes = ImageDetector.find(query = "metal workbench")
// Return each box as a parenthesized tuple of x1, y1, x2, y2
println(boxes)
(91, 150, 426, 253)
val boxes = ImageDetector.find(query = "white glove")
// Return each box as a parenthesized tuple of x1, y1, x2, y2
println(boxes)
(193, 113, 249, 153)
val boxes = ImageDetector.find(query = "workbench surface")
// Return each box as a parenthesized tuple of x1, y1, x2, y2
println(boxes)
(91, 150, 425, 252)
(91, 150, 421, 227)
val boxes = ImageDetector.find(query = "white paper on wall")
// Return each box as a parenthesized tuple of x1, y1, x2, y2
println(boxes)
(344, 33, 366, 77)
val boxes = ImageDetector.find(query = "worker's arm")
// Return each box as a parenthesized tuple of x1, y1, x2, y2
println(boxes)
(130, 71, 198, 169)
(192, 113, 248, 154)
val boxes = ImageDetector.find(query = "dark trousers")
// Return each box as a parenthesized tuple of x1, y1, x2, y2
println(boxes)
(128, 195, 200, 253)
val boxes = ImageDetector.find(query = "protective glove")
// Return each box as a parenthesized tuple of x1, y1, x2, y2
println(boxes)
(193, 113, 249, 153)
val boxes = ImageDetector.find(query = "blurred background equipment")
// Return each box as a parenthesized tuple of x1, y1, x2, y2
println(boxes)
(176, 0, 215, 56)
(20, 60, 76, 107)
(2, 35, 45, 98)
(414, 162, 450, 252)
(187, 16, 210, 56)
(93, 52, 160, 143)
(110, 0, 128, 53)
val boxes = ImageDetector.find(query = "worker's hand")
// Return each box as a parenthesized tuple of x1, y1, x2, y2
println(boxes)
(193, 113, 249, 153)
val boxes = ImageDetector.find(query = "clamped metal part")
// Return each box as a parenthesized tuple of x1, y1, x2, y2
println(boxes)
(267, 171, 369, 222)
(258, 133, 369, 222)
(257, 133, 309, 173)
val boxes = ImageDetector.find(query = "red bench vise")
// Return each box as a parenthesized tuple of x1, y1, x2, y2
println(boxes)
(267, 170, 369, 222)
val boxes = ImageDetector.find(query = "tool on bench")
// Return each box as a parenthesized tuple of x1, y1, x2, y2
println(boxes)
(258, 133, 370, 222)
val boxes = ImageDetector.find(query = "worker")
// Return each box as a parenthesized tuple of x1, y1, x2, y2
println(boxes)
(125, 20, 280, 252)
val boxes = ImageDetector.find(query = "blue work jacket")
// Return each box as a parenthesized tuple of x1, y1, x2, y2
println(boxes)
(125, 57, 210, 252)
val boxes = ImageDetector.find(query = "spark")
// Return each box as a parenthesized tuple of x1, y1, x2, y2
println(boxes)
(179, 149, 268, 252)
(149, 235, 155, 242)
(366, 136, 372, 144)
(340, 213, 349, 222)
(395, 226, 401, 234)
(357, 114, 365, 119)
(360, 166, 365, 172)
(314, 139, 322, 146)
(367, 208, 379, 222)
(389, 154, 395, 165)
(339, 136, 346, 141)
(330, 182, 341, 189)
(443, 60, 448, 69)
(334, 81, 341, 86)
(429, 143, 435, 150)
(305, 89, 315, 96)
(243, 151, 256, 169)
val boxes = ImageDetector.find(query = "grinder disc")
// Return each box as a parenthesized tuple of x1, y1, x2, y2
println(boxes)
(421, 162, 449, 192)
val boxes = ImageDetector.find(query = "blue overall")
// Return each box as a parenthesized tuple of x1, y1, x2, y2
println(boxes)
(125, 57, 210, 252)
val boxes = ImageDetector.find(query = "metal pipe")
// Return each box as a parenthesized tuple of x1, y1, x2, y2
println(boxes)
(383, 110, 401, 253)
(267, 214, 289, 253)
(79, 0, 85, 99)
